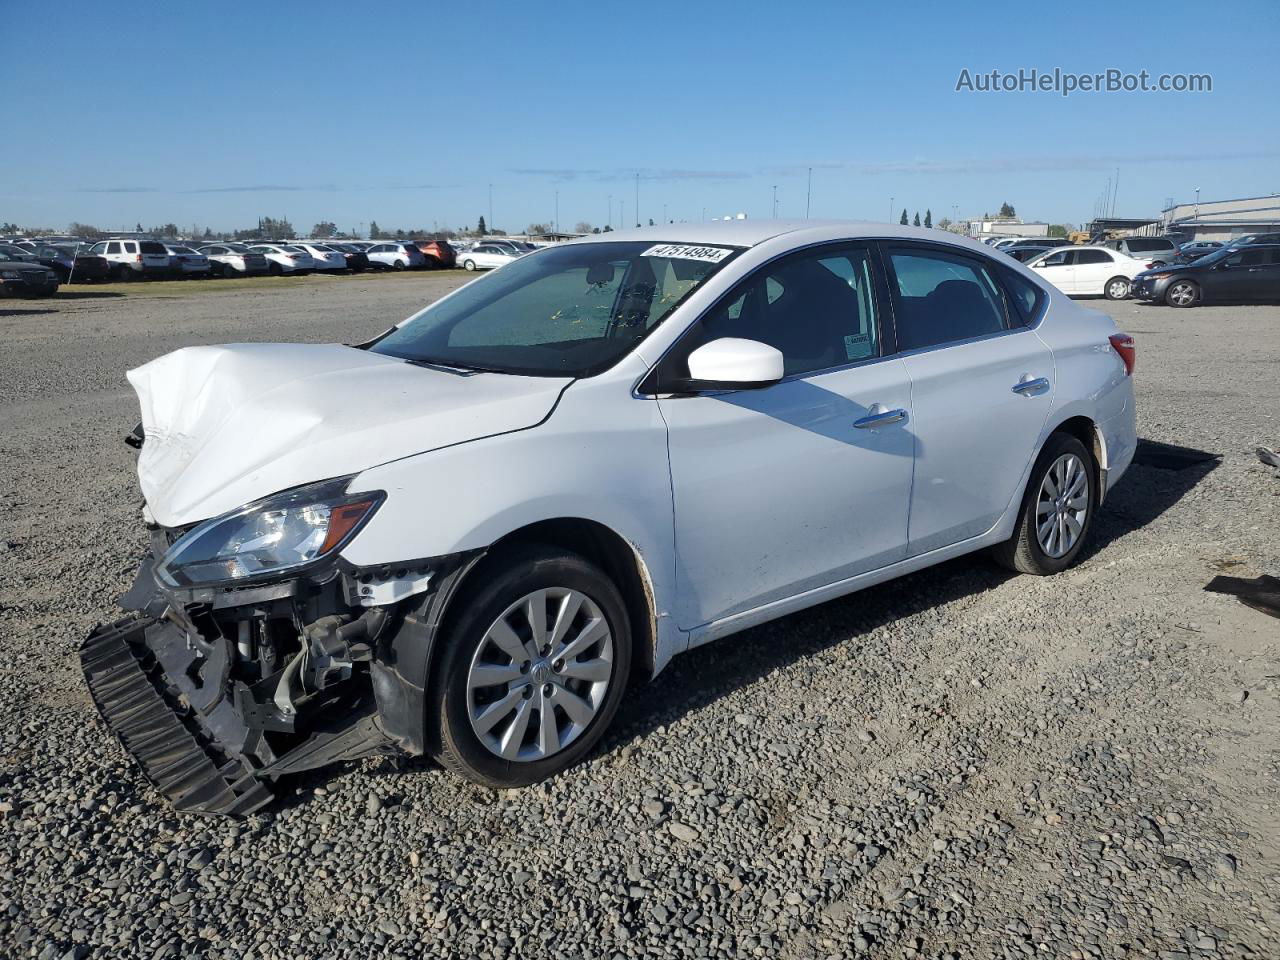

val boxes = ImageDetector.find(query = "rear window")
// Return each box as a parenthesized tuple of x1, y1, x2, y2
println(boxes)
(140, 241, 167, 254)
(1125, 238, 1175, 252)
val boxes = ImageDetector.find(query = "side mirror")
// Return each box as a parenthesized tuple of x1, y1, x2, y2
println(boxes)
(679, 338, 784, 391)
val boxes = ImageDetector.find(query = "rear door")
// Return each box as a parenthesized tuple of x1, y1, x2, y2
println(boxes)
(1073, 249, 1117, 294)
(1029, 248, 1076, 292)
(882, 242, 1055, 555)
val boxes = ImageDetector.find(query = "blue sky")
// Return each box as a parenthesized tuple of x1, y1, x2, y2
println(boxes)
(5, 0, 1277, 235)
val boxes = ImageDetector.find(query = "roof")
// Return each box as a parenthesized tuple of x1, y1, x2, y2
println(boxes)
(569, 219, 979, 249)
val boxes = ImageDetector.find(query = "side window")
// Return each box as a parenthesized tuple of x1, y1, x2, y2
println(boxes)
(90, 242, 106, 254)
(1000, 268, 1046, 326)
(123, 242, 138, 254)
(1239, 249, 1267, 267)
(106, 241, 121, 254)
(1077, 250, 1112, 265)
(1040, 250, 1073, 267)
(886, 248, 1009, 351)
(686, 245, 881, 377)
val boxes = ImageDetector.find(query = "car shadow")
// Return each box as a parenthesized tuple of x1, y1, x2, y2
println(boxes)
(606, 436, 1220, 754)
(0, 308, 59, 318)
(52, 290, 125, 300)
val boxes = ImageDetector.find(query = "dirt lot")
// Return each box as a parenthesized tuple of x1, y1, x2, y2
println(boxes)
(1, 275, 1278, 960)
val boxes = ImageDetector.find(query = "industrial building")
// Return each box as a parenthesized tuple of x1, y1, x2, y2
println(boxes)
(1158, 194, 1280, 243)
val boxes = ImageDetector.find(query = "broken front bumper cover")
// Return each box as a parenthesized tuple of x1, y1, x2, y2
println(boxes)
(81, 548, 480, 816)
(81, 612, 391, 816)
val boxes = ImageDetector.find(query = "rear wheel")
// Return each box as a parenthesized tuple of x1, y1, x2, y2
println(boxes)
(114, 265, 133, 282)
(268, 262, 283, 276)
(992, 432, 1096, 575)
(1104, 276, 1130, 300)
(393, 259, 406, 271)
(429, 546, 632, 788)
(463, 259, 477, 271)
(1166, 280, 1199, 308)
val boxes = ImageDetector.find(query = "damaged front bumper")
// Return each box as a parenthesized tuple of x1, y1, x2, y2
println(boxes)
(82, 546, 478, 816)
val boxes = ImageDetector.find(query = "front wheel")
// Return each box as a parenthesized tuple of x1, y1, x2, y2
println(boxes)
(992, 432, 1096, 575)
(1166, 280, 1199, 308)
(1104, 276, 1130, 300)
(463, 259, 476, 271)
(429, 546, 632, 788)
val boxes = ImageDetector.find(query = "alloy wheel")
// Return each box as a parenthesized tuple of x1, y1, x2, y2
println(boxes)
(466, 588, 614, 762)
(1107, 279, 1129, 299)
(1169, 282, 1195, 306)
(1035, 453, 1089, 559)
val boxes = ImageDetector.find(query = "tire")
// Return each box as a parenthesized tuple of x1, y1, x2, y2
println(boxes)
(429, 545, 632, 788)
(114, 265, 133, 282)
(463, 259, 477, 271)
(222, 263, 239, 278)
(1104, 276, 1130, 301)
(268, 262, 283, 276)
(992, 432, 1097, 576)
(1165, 279, 1199, 308)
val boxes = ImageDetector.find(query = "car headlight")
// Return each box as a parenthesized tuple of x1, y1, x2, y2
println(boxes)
(156, 477, 383, 587)
(1, 271, 20, 279)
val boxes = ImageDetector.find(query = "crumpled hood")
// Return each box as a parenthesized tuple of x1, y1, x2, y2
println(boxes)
(128, 342, 570, 528)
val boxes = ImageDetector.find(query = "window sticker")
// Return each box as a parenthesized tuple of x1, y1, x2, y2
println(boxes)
(844, 332, 873, 360)
(641, 243, 735, 263)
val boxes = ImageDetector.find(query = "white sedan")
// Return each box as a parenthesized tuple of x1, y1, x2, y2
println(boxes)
(1025, 245, 1146, 300)
(288, 242, 348, 272)
(459, 243, 521, 271)
(248, 244, 316, 275)
(86, 220, 1137, 812)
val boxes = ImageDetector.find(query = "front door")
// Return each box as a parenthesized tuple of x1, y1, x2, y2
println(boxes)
(654, 243, 915, 630)
(882, 242, 1055, 555)
(1029, 248, 1076, 292)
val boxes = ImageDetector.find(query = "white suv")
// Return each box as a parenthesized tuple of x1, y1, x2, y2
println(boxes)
(89, 239, 171, 281)
(86, 221, 1137, 813)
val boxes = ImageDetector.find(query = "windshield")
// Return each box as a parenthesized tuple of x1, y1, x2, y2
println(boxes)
(370, 240, 738, 377)
(1189, 246, 1232, 266)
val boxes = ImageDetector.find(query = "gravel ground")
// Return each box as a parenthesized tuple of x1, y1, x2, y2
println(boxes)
(1, 276, 1278, 960)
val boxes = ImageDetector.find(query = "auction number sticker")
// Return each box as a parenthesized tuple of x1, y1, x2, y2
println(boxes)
(641, 243, 735, 263)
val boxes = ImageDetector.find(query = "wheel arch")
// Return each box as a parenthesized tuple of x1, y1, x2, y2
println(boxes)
(478, 518, 659, 686)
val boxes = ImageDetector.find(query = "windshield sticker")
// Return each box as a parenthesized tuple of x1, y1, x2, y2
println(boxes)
(641, 243, 735, 263)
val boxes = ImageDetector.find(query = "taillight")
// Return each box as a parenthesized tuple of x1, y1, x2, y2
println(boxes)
(1109, 333, 1135, 376)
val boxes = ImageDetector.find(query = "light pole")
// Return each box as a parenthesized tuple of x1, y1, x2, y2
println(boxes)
(806, 167, 812, 218)
(889, 197, 894, 224)
(772, 185, 778, 218)
(488, 183, 493, 232)
(607, 194, 612, 230)
(1194, 186, 1200, 222)
(554, 190, 559, 234)
(635, 172, 640, 227)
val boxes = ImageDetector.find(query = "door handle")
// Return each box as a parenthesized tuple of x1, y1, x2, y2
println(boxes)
(853, 404, 907, 429)
(1012, 376, 1050, 396)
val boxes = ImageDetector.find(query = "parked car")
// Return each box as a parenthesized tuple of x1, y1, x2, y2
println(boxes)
(1106, 235, 1179, 266)
(289, 242, 348, 272)
(197, 243, 270, 278)
(164, 245, 213, 279)
(459, 243, 521, 271)
(88, 239, 171, 281)
(56, 244, 112, 282)
(0, 248, 59, 297)
(364, 241, 427, 270)
(82, 221, 1137, 813)
(1226, 232, 1280, 248)
(1024, 246, 1146, 300)
(1005, 245, 1059, 263)
(1131, 243, 1280, 307)
(1007, 238, 1072, 250)
(325, 243, 371, 272)
(248, 244, 316, 275)
(412, 238, 457, 269)
(1177, 241, 1223, 260)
